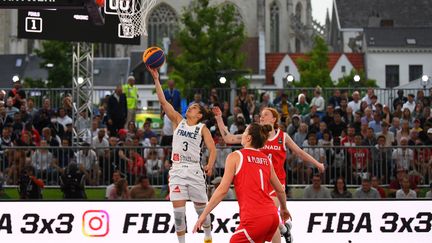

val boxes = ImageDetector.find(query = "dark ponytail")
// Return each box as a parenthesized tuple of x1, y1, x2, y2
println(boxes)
(248, 123, 273, 148)
(197, 105, 213, 123)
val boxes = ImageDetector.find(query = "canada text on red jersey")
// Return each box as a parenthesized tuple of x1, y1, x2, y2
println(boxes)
(233, 148, 278, 220)
(260, 129, 287, 182)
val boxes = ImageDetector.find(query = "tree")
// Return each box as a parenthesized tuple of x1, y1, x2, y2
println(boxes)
(294, 36, 333, 88)
(336, 70, 378, 89)
(168, 0, 247, 97)
(33, 41, 72, 88)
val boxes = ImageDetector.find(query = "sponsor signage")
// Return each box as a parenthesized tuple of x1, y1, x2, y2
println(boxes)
(0, 201, 431, 242)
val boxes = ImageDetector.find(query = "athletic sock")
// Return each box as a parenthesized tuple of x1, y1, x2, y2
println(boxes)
(177, 234, 185, 243)
(203, 225, 212, 239)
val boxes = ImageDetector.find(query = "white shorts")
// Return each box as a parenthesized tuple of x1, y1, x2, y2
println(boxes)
(169, 163, 208, 203)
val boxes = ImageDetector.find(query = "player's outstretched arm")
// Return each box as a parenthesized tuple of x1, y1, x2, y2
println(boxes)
(193, 152, 237, 233)
(269, 164, 291, 222)
(285, 133, 325, 173)
(202, 126, 216, 177)
(147, 67, 183, 125)
(212, 107, 242, 144)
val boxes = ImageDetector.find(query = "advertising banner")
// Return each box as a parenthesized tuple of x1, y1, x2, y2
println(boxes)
(0, 200, 431, 242)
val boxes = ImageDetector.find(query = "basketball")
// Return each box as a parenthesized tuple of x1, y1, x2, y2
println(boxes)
(143, 46, 166, 69)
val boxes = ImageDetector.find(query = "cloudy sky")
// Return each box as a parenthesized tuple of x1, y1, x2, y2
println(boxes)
(311, 0, 333, 24)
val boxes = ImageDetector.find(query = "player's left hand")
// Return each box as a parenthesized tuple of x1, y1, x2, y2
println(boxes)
(204, 165, 213, 177)
(280, 208, 292, 222)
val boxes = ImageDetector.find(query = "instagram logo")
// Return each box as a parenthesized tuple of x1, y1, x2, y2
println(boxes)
(82, 210, 110, 237)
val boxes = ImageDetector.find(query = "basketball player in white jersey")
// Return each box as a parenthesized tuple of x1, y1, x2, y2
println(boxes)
(148, 67, 216, 243)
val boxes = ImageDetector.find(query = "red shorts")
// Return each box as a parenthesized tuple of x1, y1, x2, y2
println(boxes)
(230, 213, 279, 243)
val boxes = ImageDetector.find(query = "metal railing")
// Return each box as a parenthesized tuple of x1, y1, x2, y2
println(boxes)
(0, 145, 430, 187)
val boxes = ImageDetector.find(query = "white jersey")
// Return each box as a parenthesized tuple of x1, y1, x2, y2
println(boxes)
(171, 119, 204, 164)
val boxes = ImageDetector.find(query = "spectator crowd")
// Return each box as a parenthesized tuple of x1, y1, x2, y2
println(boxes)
(1, 78, 432, 199)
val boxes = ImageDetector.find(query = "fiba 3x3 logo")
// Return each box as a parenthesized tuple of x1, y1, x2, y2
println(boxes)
(104, 0, 136, 38)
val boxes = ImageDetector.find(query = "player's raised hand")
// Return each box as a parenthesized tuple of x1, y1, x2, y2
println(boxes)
(212, 106, 222, 117)
(146, 65, 159, 81)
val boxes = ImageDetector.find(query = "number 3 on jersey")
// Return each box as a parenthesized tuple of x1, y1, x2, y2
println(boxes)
(182, 141, 188, 151)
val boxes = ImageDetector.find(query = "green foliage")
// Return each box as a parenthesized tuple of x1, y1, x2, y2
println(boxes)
(295, 36, 333, 88)
(168, 0, 247, 97)
(33, 41, 72, 88)
(336, 70, 378, 88)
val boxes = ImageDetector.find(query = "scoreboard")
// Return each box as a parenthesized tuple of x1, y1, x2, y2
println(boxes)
(16, 0, 141, 44)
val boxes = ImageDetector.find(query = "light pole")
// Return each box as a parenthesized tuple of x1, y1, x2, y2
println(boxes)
(421, 74, 429, 91)
(353, 74, 360, 91)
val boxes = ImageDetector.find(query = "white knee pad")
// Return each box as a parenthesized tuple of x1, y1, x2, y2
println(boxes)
(173, 207, 186, 232)
(194, 205, 211, 227)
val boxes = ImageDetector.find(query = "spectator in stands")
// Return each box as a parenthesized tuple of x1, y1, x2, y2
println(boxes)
(57, 107, 72, 130)
(227, 106, 241, 128)
(207, 135, 231, 177)
(331, 177, 352, 198)
(189, 93, 206, 108)
(107, 85, 127, 134)
(18, 165, 44, 199)
(160, 113, 173, 147)
(97, 106, 108, 127)
(48, 113, 64, 140)
(229, 113, 246, 134)
(258, 92, 274, 112)
(382, 105, 392, 124)
(61, 95, 73, 117)
(345, 106, 354, 124)
(316, 121, 328, 140)
(354, 178, 380, 199)
(362, 128, 377, 146)
(144, 135, 164, 161)
(75, 110, 91, 138)
(412, 103, 423, 120)
(130, 176, 155, 199)
(302, 133, 325, 182)
(11, 112, 24, 139)
(329, 111, 346, 138)
(377, 121, 395, 147)
(371, 176, 386, 198)
(0, 126, 13, 167)
(412, 119, 423, 133)
(392, 103, 403, 119)
(396, 176, 417, 199)
(105, 170, 121, 199)
(295, 93, 310, 116)
(348, 91, 361, 115)
(276, 93, 291, 123)
(63, 122, 73, 144)
(19, 102, 31, 124)
(353, 111, 363, 133)
(126, 121, 137, 139)
(76, 143, 99, 186)
(209, 176, 235, 200)
(322, 105, 335, 125)
(163, 79, 181, 112)
(328, 89, 341, 108)
(293, 122, 308, 147)
(124, 147, 145, 186)
(362, 88, 374, 105)
(393, 90, 407, 110)
(402, 94, 416, 113)
(396, 120, 411, 144)
(142, 121, 156, 140)
(414, 141, 432, 182)
(145, 150, 163, 184)
(272, 90, 283, 106)
(341, 124, 356, 147)
(389, 117, 400, 137)
(426, 128, 432, 145)
(8, 79, 26, 109)
(310, 87, 325, 118)
(58, 138, 74, 168)
(109, 178, 130, 200)
(0, 106, 13, 133)
(361, 107, 374, 124)
(234, 86, 253, 124)
(31, 139, 60, 184)
(123, 76, 138, 126)
(425, 183, 432, 198)
(221, 101, 231, 125)
(33, 98, 55, 134)
(392, 137, 414, 171)
(287, 114, 301, 137)
(207, 94, 220, 110)
(348, 134, 370, 184)
(420, 107, 431, 126)
(372, 135, 393, 184)
(308, 114, 321, 134)
(5, 97, 19, 118)
(361, 121, 370, 140)
(303, 174, 331, 199)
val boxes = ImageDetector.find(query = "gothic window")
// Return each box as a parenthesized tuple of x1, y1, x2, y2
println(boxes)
(270, 2, 280, 52)
(295, 2, 302, 20)
(147, 3, 178, 47)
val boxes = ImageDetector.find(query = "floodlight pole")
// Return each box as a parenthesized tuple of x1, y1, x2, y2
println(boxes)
(72, 42, 94, 146)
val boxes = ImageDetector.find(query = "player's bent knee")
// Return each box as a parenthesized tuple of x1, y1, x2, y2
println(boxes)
(194, 204, 211, 227)
(173, 207, 186, 232)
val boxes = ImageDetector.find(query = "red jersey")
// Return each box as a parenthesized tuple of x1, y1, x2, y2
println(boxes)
(234, 148, 278, 220)
(259, 129, 287, 182)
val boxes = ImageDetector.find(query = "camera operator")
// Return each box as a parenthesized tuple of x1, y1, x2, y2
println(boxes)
(18, 165, 44, 199)
(59, 162, 86, 199)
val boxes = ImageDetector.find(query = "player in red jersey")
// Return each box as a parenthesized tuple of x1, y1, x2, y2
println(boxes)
(193, 123, 291, 243)
(213, 106, 324, 243)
